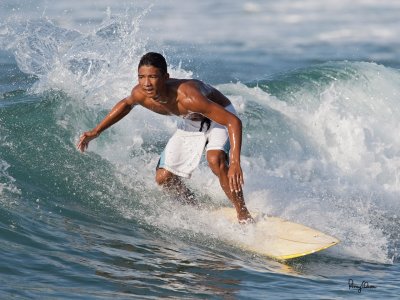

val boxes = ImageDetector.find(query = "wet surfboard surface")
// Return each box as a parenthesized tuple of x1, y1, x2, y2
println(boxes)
(213, 207, 339, 260)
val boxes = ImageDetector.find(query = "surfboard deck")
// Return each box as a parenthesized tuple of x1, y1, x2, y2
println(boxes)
(212, 207, 339, 260)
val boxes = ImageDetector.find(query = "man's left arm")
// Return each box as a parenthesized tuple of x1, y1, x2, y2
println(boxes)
(183, 87, 244, 193)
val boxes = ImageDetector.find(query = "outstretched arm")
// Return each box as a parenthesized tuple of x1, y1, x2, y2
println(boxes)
(77, 97, 134, 152)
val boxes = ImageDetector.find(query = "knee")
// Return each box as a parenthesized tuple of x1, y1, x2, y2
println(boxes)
(155, 168, 174, 186)
(207, 151, 227, 176)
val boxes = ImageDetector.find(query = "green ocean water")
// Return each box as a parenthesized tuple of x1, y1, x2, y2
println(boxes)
(1, 1, 400, 299)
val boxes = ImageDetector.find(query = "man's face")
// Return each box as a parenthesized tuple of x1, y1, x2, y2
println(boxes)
(138, 65, 168, 99)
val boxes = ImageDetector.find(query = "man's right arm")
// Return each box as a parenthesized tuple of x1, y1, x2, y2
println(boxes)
(77, 89, 139, 152)
(92, 98, 133, 135)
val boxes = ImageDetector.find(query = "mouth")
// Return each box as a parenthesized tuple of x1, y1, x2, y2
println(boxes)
(144, 88, 154, 93)
(143, 88, 160, 100)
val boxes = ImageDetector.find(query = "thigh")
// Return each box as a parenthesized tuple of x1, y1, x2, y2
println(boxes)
(205, 123, 230, 154)
(157, 129, 207, 178)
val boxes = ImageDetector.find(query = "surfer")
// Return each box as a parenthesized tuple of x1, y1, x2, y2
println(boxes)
(77, 52, 253, 223)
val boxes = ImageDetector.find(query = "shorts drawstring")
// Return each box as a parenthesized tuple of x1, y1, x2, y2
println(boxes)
(199, 118, 211, 132)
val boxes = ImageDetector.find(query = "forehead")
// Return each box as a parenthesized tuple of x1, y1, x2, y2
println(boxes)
(138, 65, 162, 75)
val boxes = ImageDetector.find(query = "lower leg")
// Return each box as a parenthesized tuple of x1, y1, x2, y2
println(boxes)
(155, 168, 197, 205)
(207, 151, 253, 223)
(218, 166, 253, 222)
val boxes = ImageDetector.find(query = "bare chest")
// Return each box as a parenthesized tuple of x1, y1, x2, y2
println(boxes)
(140, 99, 188, 117)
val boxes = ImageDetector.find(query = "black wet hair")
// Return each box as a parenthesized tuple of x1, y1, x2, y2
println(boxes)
(138, 52, 168, 74)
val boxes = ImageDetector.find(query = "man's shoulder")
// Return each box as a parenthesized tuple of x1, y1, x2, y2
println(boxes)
(174, 79, 205, 95)
(128, 85, 145, 103)
(178, 78, 202, 87)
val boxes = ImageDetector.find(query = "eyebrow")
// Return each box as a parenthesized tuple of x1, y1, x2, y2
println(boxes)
(138, 74, 160, 77)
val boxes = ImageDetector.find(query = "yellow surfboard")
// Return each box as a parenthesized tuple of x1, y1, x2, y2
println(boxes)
(213, 207, 339, 260)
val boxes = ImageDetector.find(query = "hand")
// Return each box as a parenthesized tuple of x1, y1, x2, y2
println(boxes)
(77, 130, 99, 152)
(227, 162, 244, 193)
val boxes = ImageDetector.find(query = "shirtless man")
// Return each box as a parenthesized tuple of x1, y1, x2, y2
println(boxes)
(77, 52, 253, 223)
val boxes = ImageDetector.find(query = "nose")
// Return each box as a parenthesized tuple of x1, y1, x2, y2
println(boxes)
(144, 77, 151, 86)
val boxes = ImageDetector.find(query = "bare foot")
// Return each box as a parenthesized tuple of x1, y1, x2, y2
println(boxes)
(237, 208, 255, 224)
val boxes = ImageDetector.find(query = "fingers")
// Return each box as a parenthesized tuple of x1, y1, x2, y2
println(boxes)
(77, 140, 85, 152)
(228, 166, 244, 193)
(77, 137, 84, 152)
(77, 133, 89, 152)
(79, 141, 87, 152)
(228, 176, 235, 193)
(229, 172, 244, 194)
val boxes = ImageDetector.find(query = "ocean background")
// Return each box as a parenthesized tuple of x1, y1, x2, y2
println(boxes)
(1, 0, 400, 298)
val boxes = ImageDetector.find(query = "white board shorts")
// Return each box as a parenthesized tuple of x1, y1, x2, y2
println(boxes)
(157, 104, 237, 178)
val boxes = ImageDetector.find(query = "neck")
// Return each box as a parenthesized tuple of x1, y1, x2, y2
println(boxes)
(153, 95, 169, 104)
(153, 87, 170, 103)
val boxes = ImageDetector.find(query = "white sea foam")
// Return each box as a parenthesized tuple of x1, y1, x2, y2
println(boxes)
(0, 159, 21, 199)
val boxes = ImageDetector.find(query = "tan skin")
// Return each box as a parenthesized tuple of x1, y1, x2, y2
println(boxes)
(77, 65, 253, 223)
